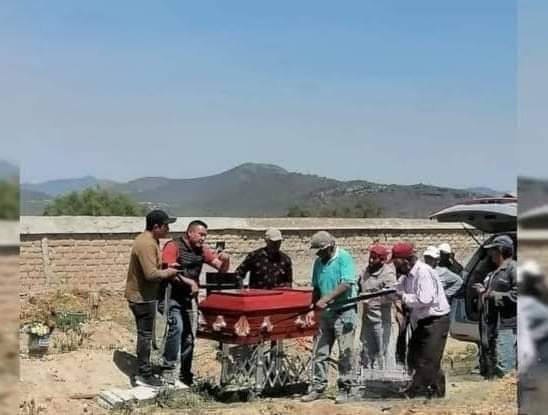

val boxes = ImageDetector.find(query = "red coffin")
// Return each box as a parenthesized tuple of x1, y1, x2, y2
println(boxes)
(197, 288, 318, 345)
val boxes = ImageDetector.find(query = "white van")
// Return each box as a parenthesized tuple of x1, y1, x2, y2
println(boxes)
(430, 196, 517, 343)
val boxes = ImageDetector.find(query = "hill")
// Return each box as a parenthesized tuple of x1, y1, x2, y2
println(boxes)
(21, 163, 500, 218)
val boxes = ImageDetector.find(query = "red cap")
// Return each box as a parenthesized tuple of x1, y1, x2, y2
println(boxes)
(391, 241, 415, 259)
(369, 243, 388, 259)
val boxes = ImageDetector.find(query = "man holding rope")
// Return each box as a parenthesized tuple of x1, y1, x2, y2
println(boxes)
(160, 220, 230, 387)
(301, 231, 357, 404)
(391, 241, 450, 398)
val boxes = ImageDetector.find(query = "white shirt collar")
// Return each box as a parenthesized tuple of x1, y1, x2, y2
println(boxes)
(408, 259, 423, 277)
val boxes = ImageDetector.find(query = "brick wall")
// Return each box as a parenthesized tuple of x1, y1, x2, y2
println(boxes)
(20, 216, 482, 296)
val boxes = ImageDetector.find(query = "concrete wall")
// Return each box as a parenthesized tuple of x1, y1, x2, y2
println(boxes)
(20, 216, 482, 297)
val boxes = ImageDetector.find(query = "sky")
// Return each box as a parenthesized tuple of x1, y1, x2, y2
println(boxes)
(519, 0, 548, 180)
(1, 1, 517, 190)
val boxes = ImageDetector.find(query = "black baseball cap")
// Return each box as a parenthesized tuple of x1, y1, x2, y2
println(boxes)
(146, 209, 176, 228)
(484, 234, 514, 250)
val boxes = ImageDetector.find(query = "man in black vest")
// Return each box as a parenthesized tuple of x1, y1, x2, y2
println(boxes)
(161, 220, 230, 386)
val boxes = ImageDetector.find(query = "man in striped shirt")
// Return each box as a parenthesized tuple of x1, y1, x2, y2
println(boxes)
(392, 241, 450, 398)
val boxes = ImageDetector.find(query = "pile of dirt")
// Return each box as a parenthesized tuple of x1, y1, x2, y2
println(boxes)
(84, 320, 134, 352)
(20, 289, 134, 329)
(20, 348, 128, 415)
(442, 339, 478, 375)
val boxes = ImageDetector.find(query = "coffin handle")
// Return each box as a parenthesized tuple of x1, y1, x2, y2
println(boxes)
(234, 315, 251, 337)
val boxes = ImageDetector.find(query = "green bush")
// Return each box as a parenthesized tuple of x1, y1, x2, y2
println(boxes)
(44, 187, 146, 216)
(0, 180, 19, 219)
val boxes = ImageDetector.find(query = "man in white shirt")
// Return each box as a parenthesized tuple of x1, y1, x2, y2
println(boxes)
(391, 241, 450, 398)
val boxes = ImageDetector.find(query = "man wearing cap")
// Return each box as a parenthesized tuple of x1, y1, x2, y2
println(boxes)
(391, 241, 450, 398)
(301, 231, 357, 403)
(359, 243, 399, 370)
(160, 220, 230, 386)
(236, 228, 293, 289)
(438, 243, 464, 276)
(473, 235, 517, 379)
(423, 246, 463, 304)
(125, 210, 180, 388)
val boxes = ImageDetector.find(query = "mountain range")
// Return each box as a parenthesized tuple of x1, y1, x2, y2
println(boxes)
(21, 162, 503, 218)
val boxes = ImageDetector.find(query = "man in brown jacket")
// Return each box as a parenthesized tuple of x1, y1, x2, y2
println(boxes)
(125, 209, 180, 387)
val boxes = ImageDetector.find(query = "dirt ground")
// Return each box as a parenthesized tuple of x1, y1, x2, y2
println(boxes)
(19, 291, 518, 415)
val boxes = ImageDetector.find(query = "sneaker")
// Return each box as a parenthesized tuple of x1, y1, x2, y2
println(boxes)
(135, 374, 164, 388)
(301, 390, 323, 402)
(166, 379, 189, 390)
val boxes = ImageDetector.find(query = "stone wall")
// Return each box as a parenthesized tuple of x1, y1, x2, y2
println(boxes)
(20, 216, 483, 297)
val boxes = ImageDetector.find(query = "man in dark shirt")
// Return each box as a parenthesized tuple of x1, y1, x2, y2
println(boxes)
(236, 228, 293, 289)
(473, 235, 517, 379)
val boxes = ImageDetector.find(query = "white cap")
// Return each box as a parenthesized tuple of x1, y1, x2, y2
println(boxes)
(423, 245, 440, 259)
(264, 228, 283, 242)
(438, 243, 452, 254)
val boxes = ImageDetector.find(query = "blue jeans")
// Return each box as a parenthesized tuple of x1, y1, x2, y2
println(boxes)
(160, 299, 196, 384)
(496, 328, 517, 375)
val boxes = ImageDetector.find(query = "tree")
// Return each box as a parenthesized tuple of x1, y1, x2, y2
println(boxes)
(0, 180, 19, 220)
(43, 187, 147, 216)
(286, 205, 311, 217)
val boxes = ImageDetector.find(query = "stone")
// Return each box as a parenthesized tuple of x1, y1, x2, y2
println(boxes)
(130, 386, 158, 401)
(96, 390, 125, 410)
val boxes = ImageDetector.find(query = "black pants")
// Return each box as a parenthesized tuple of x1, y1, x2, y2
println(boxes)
(129, 301, 156, 377)
(479, 319, 496, 379)
(396, 318, 409, 365)
(407, 314, 450, 395)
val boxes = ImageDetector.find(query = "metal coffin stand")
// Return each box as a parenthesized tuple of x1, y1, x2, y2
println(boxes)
(354, 366, 412, 399)
(351, 303, 412, 400)
(198, 278, 317, 398)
